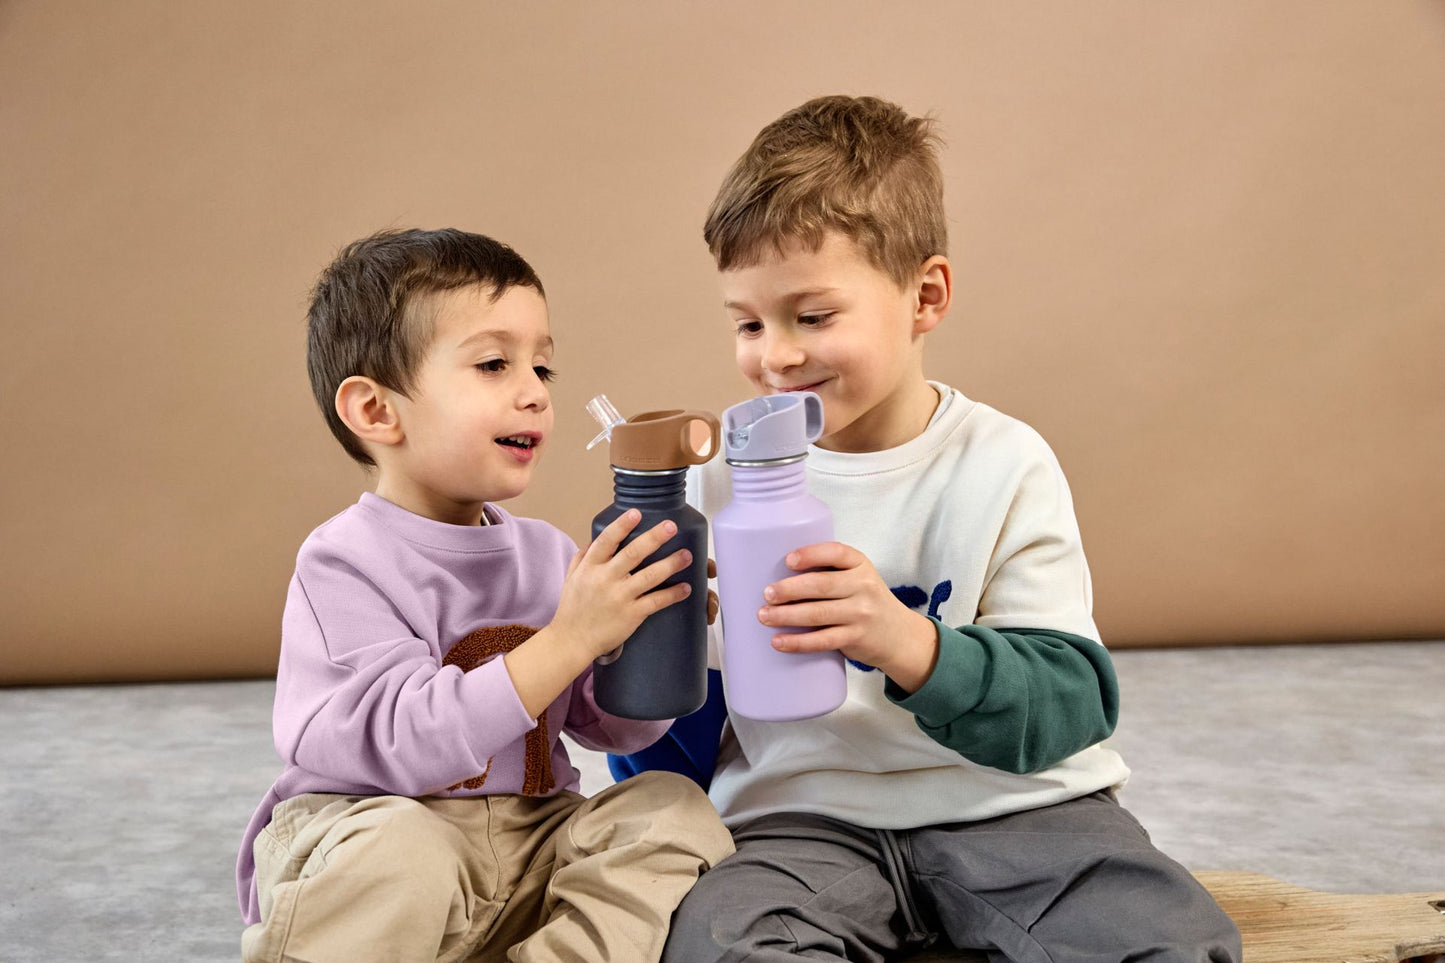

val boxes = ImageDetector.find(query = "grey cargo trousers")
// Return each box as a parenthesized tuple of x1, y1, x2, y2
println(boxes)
(662, 790, 1240, 963)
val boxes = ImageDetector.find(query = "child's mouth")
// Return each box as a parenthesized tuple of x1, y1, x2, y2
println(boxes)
(495, 434, 541, 461)
(496, 435, 536, 449)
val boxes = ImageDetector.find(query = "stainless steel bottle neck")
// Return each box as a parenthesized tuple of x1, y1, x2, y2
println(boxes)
(724, 453, 808, 468)
(611, 466, 690, 477)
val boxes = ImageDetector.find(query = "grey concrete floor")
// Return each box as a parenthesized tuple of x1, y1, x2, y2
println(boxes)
(0, 642, 1441, 962)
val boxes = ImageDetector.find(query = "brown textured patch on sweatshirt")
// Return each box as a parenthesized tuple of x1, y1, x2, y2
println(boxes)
(454, 761, 491, 790)
(444, 624, 538, 670)
(442, 624, 555, 795)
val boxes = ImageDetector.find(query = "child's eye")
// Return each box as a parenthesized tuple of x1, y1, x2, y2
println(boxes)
(735, 320, 763, 338)
(799, 312, 834, 326)
(475, 359, 507, 373)
(533, 365, 557, 383)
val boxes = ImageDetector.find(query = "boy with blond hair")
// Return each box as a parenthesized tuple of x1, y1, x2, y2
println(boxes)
(236, 228, 732, 962)
(617, 96, 1240, 962)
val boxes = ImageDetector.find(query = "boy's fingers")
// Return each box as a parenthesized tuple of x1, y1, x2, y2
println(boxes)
(771, 626, 847, 654)
(763, 571, 843, 604)
(588, 509, 643, 561)
(631, 548, 693, 594)
(644, 581, 692, 614)
(615, 519, 678, 572)
(785, 541, 856, 571)
(759, 600, 838, 629)
(707, 557, 717, 579)
(707, 589, 719, 625)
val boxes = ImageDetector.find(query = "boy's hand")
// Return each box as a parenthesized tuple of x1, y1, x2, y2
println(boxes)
(707, 558, 719, 625)
(553, 509, 695, 662)
(758, 542, 939, 694)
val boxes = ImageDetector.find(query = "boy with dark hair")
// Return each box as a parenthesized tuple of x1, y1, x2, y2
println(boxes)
(237, 228, 732, 962)
(619, 97, 1241, 962)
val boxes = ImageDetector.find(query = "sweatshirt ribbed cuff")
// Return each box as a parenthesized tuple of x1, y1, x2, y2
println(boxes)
(885, 619, 991, 725)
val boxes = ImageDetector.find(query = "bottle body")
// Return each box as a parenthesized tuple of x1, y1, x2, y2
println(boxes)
(590, 468, 709, 720)
(713, 459, 847, 721)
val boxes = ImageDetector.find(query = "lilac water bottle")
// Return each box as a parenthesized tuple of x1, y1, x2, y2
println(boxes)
(713, 392, 847, 721)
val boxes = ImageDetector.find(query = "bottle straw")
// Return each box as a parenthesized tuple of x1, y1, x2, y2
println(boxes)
(585, 394, 626, 450)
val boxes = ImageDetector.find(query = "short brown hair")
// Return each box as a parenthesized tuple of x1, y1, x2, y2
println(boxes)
(704, 95, 947, 286)
(306, 228, 544, 466)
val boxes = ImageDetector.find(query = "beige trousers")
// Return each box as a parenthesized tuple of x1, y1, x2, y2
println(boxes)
(240, 771, 733, 963)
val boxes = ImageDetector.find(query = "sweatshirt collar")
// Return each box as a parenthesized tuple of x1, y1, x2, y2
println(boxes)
(807, 382, 975, 477)
(357, 492, 517, 553)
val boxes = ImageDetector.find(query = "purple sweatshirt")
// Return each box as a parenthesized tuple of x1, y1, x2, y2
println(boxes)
(236, 493, 671, 924)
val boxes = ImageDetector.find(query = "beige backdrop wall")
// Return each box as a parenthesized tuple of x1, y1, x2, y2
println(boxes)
(3, 2, 1443, 684)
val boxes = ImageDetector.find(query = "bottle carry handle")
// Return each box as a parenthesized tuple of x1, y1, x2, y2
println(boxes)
(678, 411, 721, 465)
(609, 409, 720, 469)
(800, 393, 825, 445)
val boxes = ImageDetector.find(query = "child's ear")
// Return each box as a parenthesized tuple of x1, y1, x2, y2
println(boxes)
(335, 376, 404, 450)
(912, 255, 952, 336)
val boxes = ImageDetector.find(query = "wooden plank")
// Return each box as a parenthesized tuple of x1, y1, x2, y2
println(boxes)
(906, 872, 1445, 962)
(1195, 872, 1445, 963)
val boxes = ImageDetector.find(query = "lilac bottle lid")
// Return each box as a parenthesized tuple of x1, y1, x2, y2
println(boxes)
(722, 391, 825, 465)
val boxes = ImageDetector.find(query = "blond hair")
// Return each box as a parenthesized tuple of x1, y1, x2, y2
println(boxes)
(704, 95, 947, 286)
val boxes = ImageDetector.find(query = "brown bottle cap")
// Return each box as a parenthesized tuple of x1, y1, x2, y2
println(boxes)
(610, 409, 721, 470)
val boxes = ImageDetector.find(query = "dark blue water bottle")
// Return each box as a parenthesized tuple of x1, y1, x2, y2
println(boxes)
(587, 397, 720, 719)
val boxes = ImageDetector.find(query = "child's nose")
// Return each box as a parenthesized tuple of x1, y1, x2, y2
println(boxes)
(519, 375, 550, 411)
(762, 333, 805, 372)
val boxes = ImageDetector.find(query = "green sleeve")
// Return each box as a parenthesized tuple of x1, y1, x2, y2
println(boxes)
(884, 621, 1119, 774)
